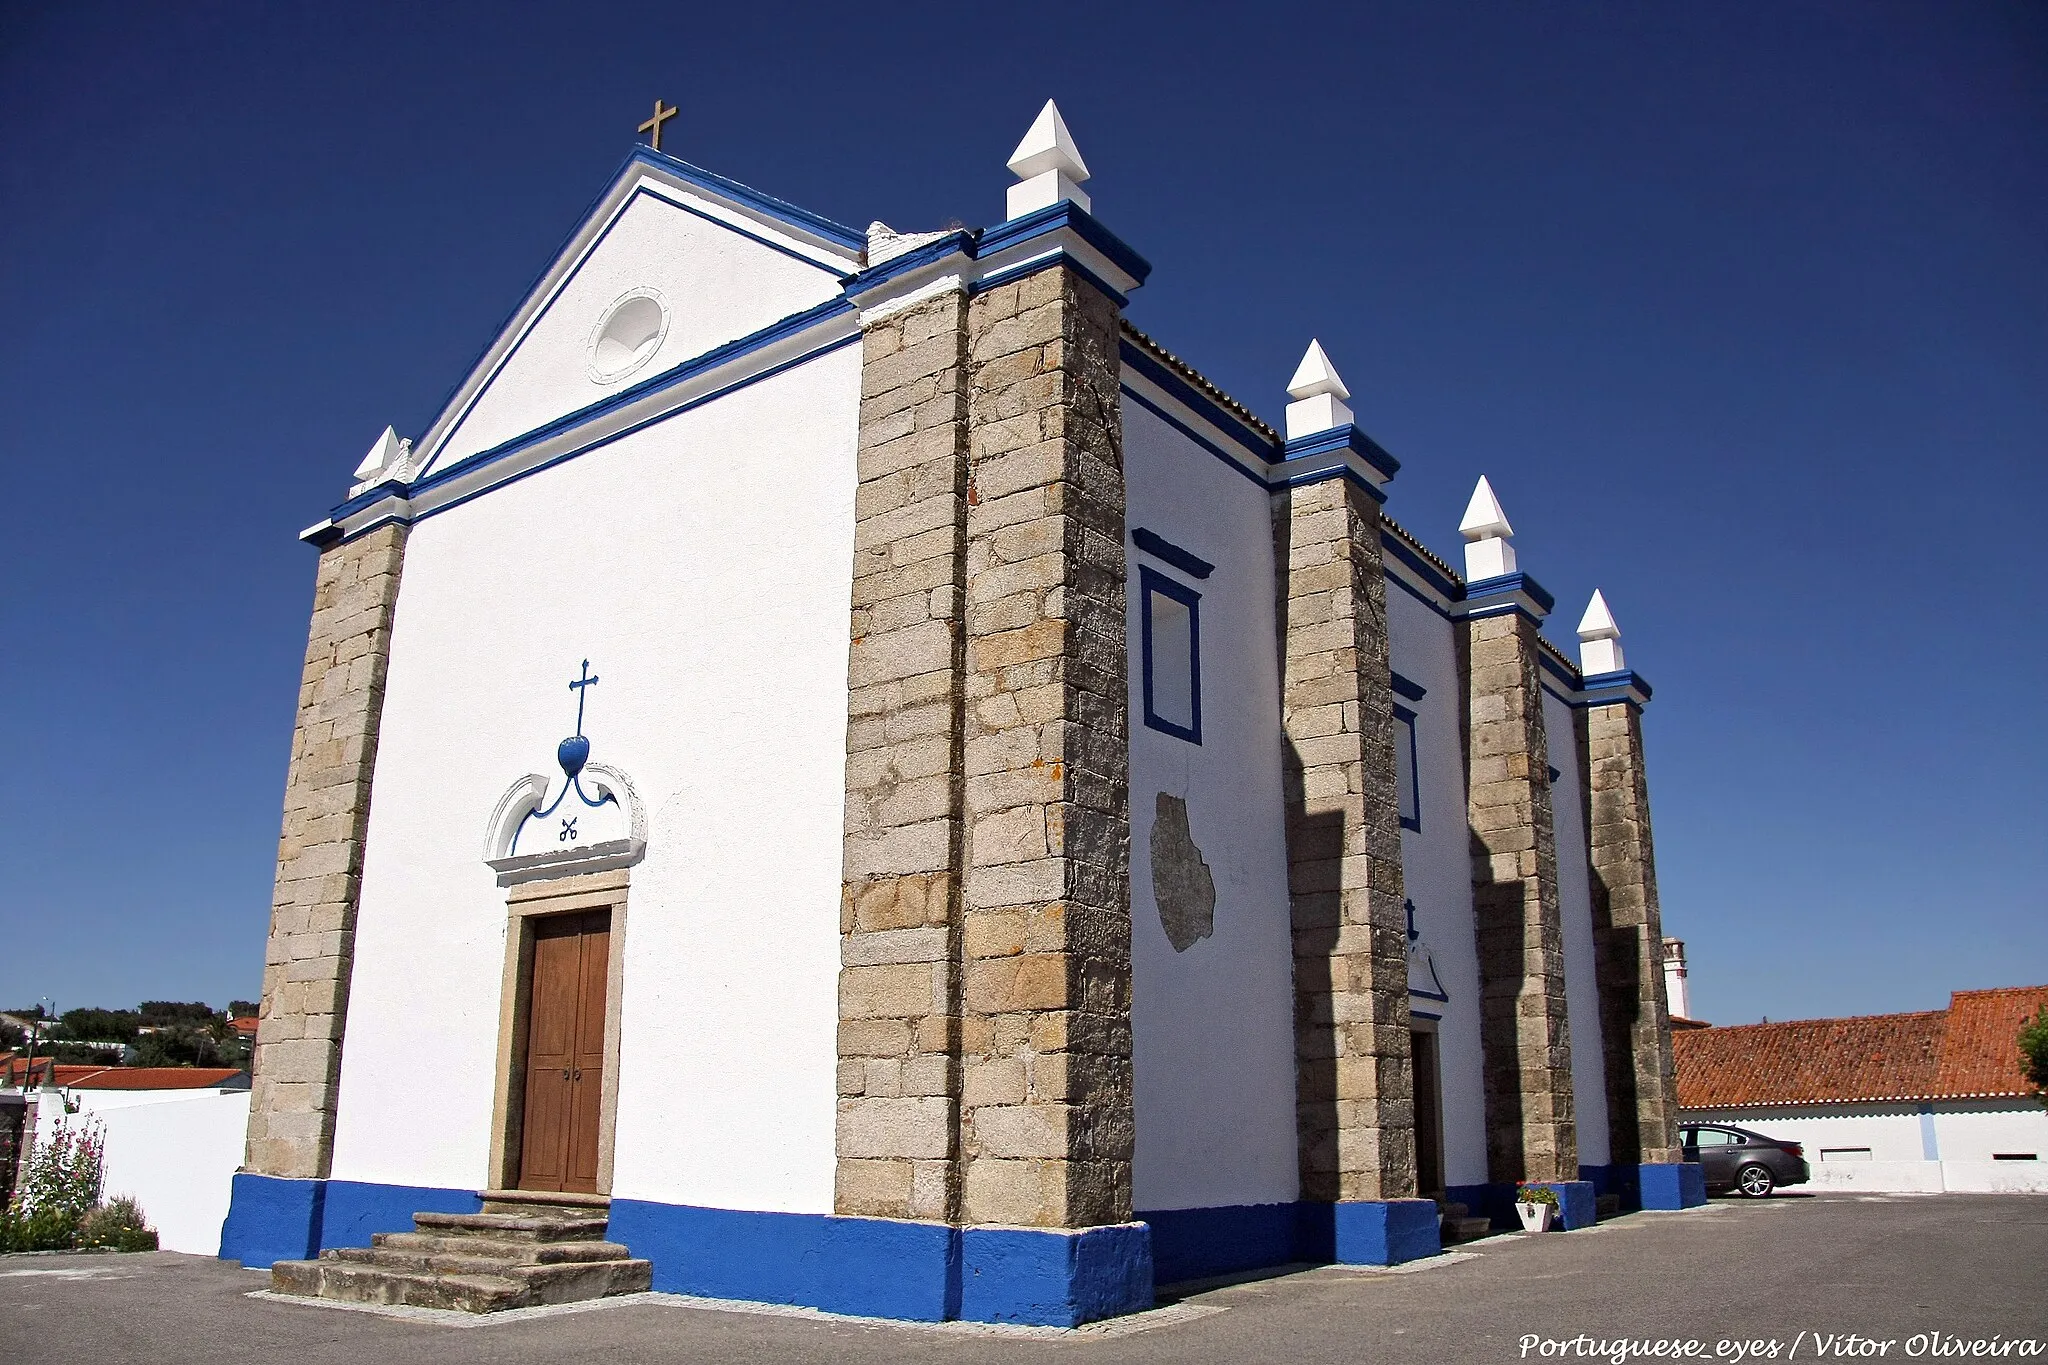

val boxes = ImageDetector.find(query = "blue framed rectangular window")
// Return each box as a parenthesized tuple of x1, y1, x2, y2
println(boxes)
(1393, 703, 1420, 831)
(1139, 565, 1202, 744)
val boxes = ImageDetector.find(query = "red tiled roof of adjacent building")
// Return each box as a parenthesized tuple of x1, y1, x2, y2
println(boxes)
(231, 1016, 259, 1037)
(1675, 985, 2048, 1108)
(64, 1067, 247, 1090)
(1, 1057, 250, 1090)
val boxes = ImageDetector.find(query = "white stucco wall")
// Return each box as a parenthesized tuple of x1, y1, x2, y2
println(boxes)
(331, 343, 859, 1215)
(1931, 1100, 2048, 1163)
(428, 182, 845, 472)
(1123, 400, 1299, 1212)
(1544, 687, 1611, 1170)
(36, 1089, 250, 1255)
(1385, 575, 1489, 1189)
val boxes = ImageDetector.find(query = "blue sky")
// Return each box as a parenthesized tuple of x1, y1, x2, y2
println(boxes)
(2, 2, 2042, 1025)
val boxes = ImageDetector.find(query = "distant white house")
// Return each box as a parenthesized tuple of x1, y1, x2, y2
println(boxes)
(24, 1067, 251, 1254)
(1674, 986, 2047, 1193)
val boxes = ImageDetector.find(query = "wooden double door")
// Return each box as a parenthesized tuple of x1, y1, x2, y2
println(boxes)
(518, 909, 610, 1194)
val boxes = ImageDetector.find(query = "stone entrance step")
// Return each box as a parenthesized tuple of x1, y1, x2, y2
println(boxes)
(268, 1194, 650, 1314)
(1434, 1199, 1495, 1244)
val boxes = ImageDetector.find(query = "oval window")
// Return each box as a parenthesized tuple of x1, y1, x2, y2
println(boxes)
(590, 293, 667, 381)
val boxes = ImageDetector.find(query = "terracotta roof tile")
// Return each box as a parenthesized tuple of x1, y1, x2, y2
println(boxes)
(1675, 985, 2048, 1107)
(64, 1067, 247, 1091)
(1934, 986, 2048, 1098)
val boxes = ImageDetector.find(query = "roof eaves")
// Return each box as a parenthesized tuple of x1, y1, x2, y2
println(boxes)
(1118, 321, 1279, 446)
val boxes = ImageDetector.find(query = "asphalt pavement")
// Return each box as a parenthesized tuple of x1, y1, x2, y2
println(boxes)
(5, 1193, 2044, 1364)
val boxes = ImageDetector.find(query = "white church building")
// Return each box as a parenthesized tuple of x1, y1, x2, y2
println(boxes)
(221, 103, 1703, 1324)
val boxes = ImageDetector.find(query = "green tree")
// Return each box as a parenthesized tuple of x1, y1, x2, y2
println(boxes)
(228, 1000, 259, 1019)
(131, 1028, 224, 1068)
(136, 1002, 220, 1027)
(59, 1008, 140, 1044)
(2020, 1007, 2048, 1110)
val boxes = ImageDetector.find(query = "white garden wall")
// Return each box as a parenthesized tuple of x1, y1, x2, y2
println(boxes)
(36, 1090, 250, 1255)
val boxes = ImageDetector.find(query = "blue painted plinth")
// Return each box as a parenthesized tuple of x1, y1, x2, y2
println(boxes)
(219, 1173, 324, 1268)
(1301, 1199, 1443, 1265)
(960, 1223, 1153, 1326)
(1637, 1162, 1707, 1210)
(320, 1181, 481, 1250)
(609, 1200, 1152, 1327)
(609, 1201, 960, 1322)
(1528, 1180, 1598, 1230)
(1142, 1203, 1302, 1284)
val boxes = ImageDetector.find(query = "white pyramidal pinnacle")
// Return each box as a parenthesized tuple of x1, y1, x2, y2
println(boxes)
(1006, 100, 1092, 218)
(1283, 339, 1355, 440)
(352, 425, 409, 488)
(1459, 475, 1517, 579)
(1577, 589, 1625, 674)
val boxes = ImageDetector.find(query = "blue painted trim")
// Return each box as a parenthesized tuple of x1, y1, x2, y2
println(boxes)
(319, 1181, 481, 1251)
(1118, 341, 1281, 469)
(1919, 1103, 1941, 1161)
(1143, 1200, 1439, 1281)
(1130, 527, 1214, 579)
(1577, 669, 1654, 703)
(219, 1173, 325, 1268)
(1536, 647, 1581, 690)
(977, 200, 1153, 288)
(1138, 565, 1202, 745)
(1380, 536, 1463, 606)
(1392, 704, 1421, 832)
(629, 145, 866, 252)
(1271, 459, 1389, 502)
(608, 1200, 1149, 1326)
(1389, 671, 1427, 702)
(1525, 1180, 1597, 1231)
(1280, 425, 1401, 484)
(610, 1200, 960, 1322)
(960, 1223, 1153, 1327)
(404, 295, 856, 505)
(1119, 382, 1272, 492)
(1462, 571, 1557, 615)
(972, 252, 1130, 310)
(329, 326, 861, 547)
(423, 178, 850, 472)
(1141, 1203, 1302, 1284)
(839, 230, 976, 297)
(1636, 1162, 1708, 1210)
(1304, 1199, 1443, 1265)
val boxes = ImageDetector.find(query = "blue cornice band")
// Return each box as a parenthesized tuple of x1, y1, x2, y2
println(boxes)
(1461, 571, 1557, 615)
(629, 146, 866, 252)
(839, 231, 977, 298)
(1281, 426, 1401, 484)
(976, 201, 1153, 286)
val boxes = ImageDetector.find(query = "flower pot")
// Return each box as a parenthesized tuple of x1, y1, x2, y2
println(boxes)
(1516, 1201, 1557, 1232)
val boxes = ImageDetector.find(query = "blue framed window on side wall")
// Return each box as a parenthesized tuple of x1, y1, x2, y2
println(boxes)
(1139, 565, 1202, 744)
(1393, 703, 1421, 831)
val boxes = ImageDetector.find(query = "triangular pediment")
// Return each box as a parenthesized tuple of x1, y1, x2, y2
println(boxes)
(413, 149, 863, 478)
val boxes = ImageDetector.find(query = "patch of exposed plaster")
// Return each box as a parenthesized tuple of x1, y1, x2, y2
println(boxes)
(1150, 792, 1215, 952)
